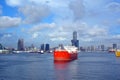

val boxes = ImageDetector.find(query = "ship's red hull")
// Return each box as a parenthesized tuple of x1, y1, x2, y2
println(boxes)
(54, 50, 78, 61)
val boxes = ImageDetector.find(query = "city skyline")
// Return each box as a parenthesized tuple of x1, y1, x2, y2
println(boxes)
(0, 0, 120, 48)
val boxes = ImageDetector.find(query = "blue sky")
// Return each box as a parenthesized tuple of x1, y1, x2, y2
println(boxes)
(0, 0, 120, 48)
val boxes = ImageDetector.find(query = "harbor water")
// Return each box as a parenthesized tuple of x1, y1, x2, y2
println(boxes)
(0, 52, 120, 80)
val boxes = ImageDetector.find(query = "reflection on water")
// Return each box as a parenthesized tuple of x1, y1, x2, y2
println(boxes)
(54, 61, 70, 80)
(54, 61, 69, 70)
(54, 60, 78, 80)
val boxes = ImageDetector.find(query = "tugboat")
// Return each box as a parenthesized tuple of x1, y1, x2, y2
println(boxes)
(54, 45, 78, 61)
(115, 50, 120, 57)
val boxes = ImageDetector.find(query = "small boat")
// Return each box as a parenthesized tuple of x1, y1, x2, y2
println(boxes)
(0, 50, 10, 54)
(115, 50, 120, 57)
(13, 50, 24, 53)
(108, 49, 115, 53)
(54, 45, 78, 61)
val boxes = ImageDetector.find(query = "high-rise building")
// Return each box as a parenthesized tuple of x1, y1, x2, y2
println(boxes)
(101, 45, 105, 51)
(97, 45, 101, 51)
(90, 45, 95, 51)
(71, 31, 79, 48)
(17, 39, 24, 51)
(40, 44, 44, 51)
(73, 31, 77, 40)
(45, 44, 50, 52)
(113, 43, 117, 49)
(0, 44, 3, 50)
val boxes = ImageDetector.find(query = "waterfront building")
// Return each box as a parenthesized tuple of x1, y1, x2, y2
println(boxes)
(86, 46, 91, 52)
(90, 45, 95, 51)
(71, 31, 79, 49)
(80, 46, 86, 51)
(113, 43, 117, 49)
(97, 45, 101, 51)
(31, 44, 35, 49)
(17, 39, 24, 51)
(40, 44, 44, 51)
(45, 44, 50, 52)
(0, 44, 10, 54)
(0, 44, 3, 50)
(101, 45, 105, 51)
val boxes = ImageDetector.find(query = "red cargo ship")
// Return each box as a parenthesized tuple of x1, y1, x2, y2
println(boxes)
(54, 46, 78, 61)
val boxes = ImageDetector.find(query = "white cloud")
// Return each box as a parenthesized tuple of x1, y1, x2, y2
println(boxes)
(69, 0, 85, 20)
(19, 4, 50, 24)
(50, 37, 66, 41)
(29, 23, 55, 33)
(48, 28, 69, 41)
(49, 31, 68, 38)
(32, 32, 39, 39)
(87, 25, 107, 37)
(106, 2, 120, 13)
(0, 33, 12, 39)
(6, 0, 26, 7)
(5, 0, 72, 23)
(0, 16, 21, 28)
(0, 33, 19, 48)
(49, 0, 73, 20)
(3, 33, 12, 38)
(76, 24, 108, 42)
(6, 0, 52, 7)
(80, 38, 93, 42)
(112, 34, 120, 39)
(101, 34, 120, 45)
(84, 0, 109, 9)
